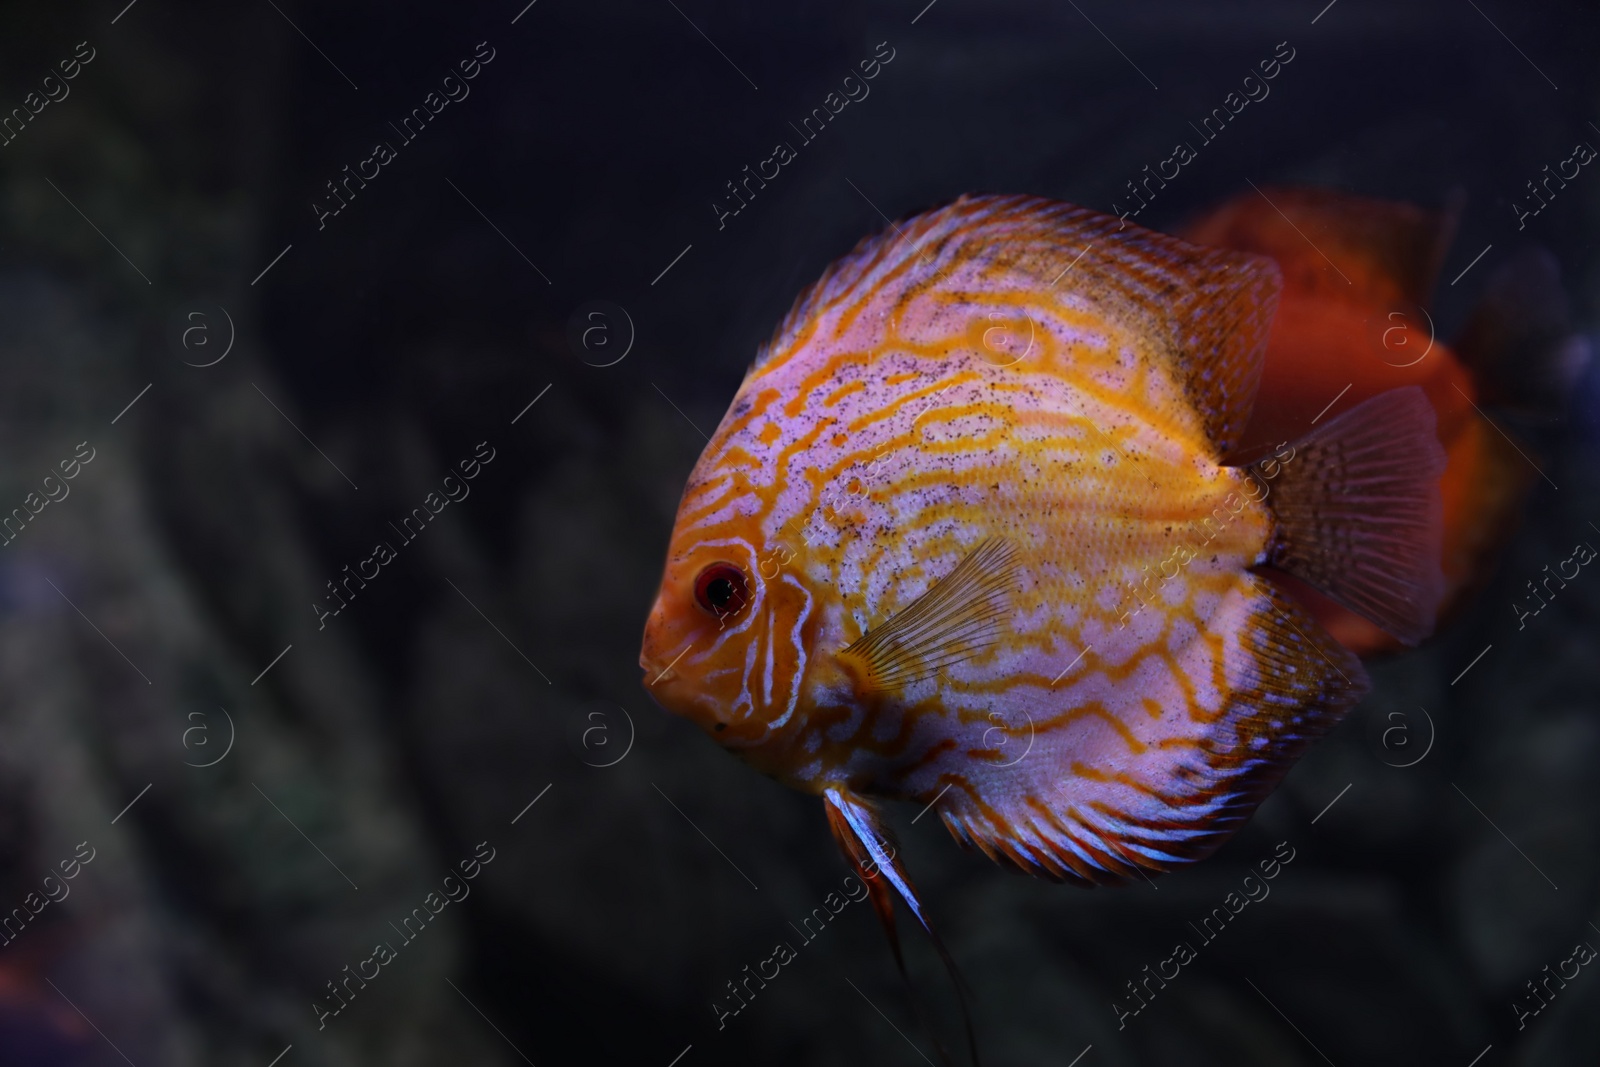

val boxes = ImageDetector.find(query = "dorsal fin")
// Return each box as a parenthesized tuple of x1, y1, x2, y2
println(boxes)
(1181, 185, 1456, 308)
(753, 193, 1281, 455)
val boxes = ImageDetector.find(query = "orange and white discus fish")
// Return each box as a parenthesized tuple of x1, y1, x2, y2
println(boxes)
(640, 194, 1444, 993)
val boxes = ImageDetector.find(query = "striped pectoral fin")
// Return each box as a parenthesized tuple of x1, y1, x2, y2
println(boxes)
(939, 581, 1367, 888)
(837, 537, 1020, 695)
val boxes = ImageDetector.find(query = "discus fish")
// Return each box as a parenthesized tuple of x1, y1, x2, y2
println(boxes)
(1183, 186, 1590, 653)
(640, 195, 1444, 1052)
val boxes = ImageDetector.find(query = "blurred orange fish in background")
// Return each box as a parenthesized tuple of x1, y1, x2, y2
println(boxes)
(1182, 187, 1591, 655)
(640, 194, 1456, 1056)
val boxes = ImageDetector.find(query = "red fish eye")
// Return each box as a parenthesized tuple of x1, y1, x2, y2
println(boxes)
(694, 564, 750, 618)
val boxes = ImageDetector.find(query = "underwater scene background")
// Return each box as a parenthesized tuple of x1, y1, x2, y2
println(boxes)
(0, 1, 1596, 1063)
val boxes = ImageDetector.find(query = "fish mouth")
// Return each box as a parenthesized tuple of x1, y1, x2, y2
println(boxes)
(638, 606, 676, 685)
(638, 653, 680, 719)
(641, 644, 692, 687)
(639, 655, 677, 698)
(640, 598, 696, 686)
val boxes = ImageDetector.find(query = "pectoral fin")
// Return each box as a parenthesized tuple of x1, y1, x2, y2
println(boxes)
(838, 537, 1019, 694)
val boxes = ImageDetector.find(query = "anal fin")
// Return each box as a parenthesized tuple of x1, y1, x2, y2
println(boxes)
(935, 578, 1367, 888)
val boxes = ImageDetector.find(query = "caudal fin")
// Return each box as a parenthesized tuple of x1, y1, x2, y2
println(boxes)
(1259, 387, 1447, 645)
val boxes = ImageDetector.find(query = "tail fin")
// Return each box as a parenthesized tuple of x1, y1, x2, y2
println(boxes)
(1257, 387, 1447, 645)
(823, 788, 981, 1067)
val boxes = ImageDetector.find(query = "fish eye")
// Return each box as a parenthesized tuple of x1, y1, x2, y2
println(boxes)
(694, 563, 750, 619)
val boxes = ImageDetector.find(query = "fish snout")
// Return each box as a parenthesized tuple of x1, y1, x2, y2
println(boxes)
(639, 599, 695, 688)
